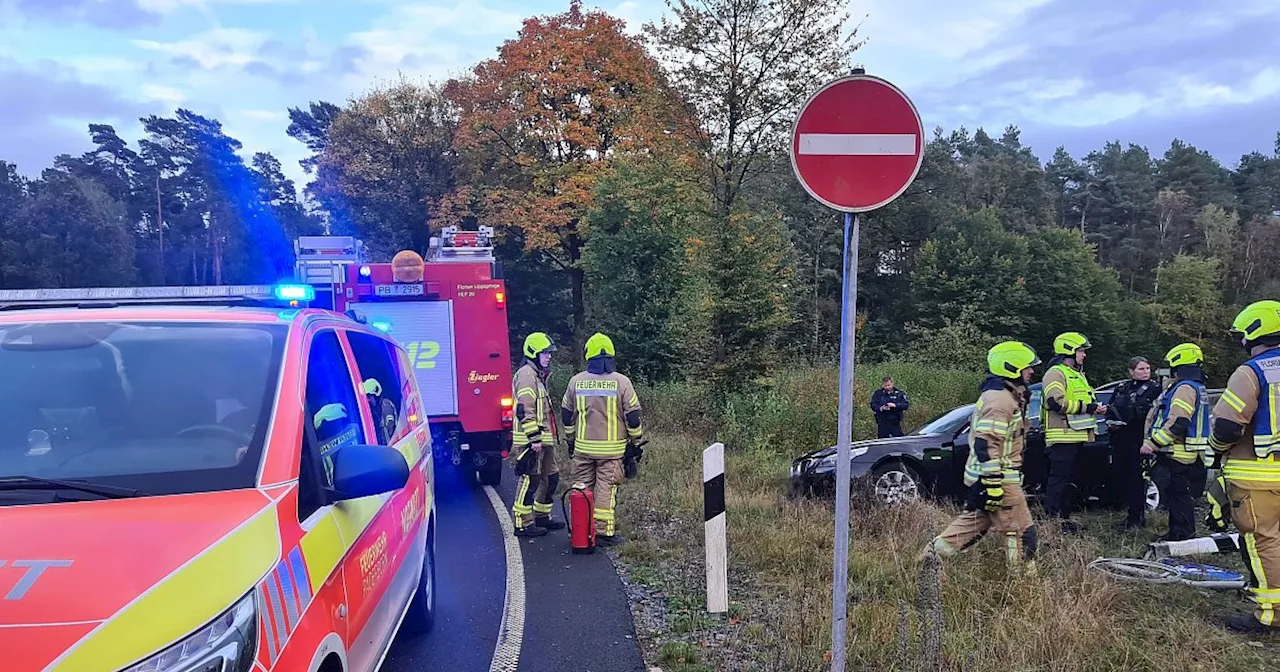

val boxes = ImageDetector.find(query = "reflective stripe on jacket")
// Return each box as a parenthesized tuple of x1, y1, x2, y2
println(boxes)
(1041, 363, 1097, 444)
(512, 363, 552, 448)
(1212, 348, 1280, 488)
(561, 371, 643, 458)
(962, 381, 1028, 487)
(1147, 378, 1210, 465)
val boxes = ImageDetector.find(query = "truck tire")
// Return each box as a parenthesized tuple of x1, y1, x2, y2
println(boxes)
(478, 459, 502, 487)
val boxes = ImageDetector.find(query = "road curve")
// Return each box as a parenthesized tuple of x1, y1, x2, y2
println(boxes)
(383, 460, 647, 672)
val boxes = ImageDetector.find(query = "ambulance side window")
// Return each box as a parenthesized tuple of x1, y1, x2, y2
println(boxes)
(298, 330, 365, 522)
(346, 331, 407, 446)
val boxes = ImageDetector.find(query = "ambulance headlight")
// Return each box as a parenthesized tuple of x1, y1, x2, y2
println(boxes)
(123, 592, 257, 672)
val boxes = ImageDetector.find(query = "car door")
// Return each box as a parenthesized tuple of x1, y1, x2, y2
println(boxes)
(340, 329, 429, 661)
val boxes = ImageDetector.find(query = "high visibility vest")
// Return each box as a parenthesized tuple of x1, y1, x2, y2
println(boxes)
(1043, 363, 1097, 442)
(1149, 378, 1210, 465)
(1238, 347, 1280, 457)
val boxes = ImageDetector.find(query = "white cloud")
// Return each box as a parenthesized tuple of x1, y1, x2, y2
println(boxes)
(133, 27, 270, 69)
(140, 83, 186, 105)
(138, 0, 299, 10)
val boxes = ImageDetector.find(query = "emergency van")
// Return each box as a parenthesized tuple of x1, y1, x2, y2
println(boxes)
(0, 284, 436, 672)
(294, 226, 514, 487)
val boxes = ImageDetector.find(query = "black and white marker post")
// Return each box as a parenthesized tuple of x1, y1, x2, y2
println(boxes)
(788, 69, 925, 672)
(703, 441, 728, 613)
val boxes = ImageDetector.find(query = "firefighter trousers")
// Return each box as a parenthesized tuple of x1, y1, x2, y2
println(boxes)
(1229, 483, 1280, 628)
(1152, 455, 1197, 541)
(512, 445, 560, 531)
(572, 454, 624, 537)
(927, 483, 1037, 569)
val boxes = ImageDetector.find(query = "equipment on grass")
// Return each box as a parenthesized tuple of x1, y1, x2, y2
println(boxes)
(1087, 556, 1247, 590)
(562, 484, 596, 554)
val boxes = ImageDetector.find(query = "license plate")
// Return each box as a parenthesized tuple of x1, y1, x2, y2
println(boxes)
(375, 284, 424, 297)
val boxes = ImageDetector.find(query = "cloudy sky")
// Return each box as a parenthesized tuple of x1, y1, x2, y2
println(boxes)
(2, 0, 1278, 190)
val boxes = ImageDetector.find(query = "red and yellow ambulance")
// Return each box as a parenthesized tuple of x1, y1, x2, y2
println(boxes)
(0, 284, 437, 672)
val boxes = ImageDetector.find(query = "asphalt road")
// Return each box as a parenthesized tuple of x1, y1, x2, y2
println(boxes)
(382, 460, 647, 672)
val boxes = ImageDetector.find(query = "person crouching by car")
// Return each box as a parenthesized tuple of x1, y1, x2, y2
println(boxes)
(871, 377, 910, 438)
(1108, 356, 1163, 530)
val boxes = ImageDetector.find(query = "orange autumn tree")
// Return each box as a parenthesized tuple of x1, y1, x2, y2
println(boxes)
(441, 0, 687, 344)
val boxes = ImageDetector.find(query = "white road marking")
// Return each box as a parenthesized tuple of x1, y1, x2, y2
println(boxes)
(483, 484, 525, 672)
(797, 133, 916, 156)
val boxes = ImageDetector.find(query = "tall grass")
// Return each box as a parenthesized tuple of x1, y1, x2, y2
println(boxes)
(619, 433, 1280, 671)
(644, 361, 982, 456)
(615, 364, 1280, 671)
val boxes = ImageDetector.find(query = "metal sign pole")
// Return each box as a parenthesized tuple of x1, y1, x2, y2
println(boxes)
(830, 211, 860, 672)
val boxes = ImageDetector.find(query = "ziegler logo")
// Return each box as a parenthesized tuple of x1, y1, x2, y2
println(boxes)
(468, 370, 499, 384)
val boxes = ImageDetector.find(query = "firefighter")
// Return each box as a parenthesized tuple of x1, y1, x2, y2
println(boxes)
(1041, 331, 1108, 532)
(511, 332, 564, 538)
(1141, 343, 1211, 542)
(1208, 300, 1280, 634)
(923, 341, 1041, 572)
(561, 333, 645, 546)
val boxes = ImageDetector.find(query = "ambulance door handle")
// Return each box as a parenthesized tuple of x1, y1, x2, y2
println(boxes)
(489, 353, 499, 358)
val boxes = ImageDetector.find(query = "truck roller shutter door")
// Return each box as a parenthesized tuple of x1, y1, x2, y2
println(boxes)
(351, 300, 459, 417)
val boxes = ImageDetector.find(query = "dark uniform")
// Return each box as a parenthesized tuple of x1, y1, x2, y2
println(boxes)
(1108, 375, 1162, 528)
(870, 385, 910, 438)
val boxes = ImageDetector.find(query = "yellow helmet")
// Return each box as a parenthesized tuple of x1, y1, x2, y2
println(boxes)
(1053, 331, 1092, 356)
(1230, 300, 1280, 345)
(584, 332, 615, 360)
(988, 341, 1042, 379)
(522, 332, 556, 360)
(1165, 342, 1204, 368)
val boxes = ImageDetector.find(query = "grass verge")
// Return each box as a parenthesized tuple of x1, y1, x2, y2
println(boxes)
(613, 433, 1280, 671)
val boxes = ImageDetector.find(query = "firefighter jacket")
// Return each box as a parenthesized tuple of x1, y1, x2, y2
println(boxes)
(1041, 360, 1098, 444)
(512, 362, 553, 449)
(1211, 346, 1280, 489)
(561, 365, 643, 459)
(1145, 375, 1211, 466)
(962, 376, 1029, 487)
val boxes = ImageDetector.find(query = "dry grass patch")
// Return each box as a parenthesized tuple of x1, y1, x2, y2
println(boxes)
(615, 434, 1280, 671)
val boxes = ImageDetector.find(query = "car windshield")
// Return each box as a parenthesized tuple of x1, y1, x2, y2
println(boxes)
(0, 320, 286, 497)
(914, 404, 973, 436)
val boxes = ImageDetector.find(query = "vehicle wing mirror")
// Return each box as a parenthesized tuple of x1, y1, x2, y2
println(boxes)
(330, 444, 410, 502)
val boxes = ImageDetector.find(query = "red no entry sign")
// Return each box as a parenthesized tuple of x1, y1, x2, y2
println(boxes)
(790, 74, 924, 213)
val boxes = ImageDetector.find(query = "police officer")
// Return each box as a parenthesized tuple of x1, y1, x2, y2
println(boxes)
(1142, 343, 1211, 542)
(561, 333, 645, 546)
(1108, 356, 1163, 529)
(511, 332, 565, 538)
(1041, 331, 1108, 532)
(1208, 300, 1280, 634)
(924, 341, 1041, 573)
(870, 377, 911, 438)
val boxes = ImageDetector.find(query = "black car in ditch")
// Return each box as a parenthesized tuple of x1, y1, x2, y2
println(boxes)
(789, 382, 1222, 512)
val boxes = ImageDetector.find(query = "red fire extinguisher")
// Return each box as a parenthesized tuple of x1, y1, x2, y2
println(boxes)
(560, 484, 596, 554)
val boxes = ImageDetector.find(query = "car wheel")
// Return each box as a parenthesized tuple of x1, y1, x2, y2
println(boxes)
(870, 460, 922, 505)
(402, 524, 437, 635)
(1145, 477, 1161, 512)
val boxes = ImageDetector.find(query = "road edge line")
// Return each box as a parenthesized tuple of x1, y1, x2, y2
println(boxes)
(483, 484, 524, 672)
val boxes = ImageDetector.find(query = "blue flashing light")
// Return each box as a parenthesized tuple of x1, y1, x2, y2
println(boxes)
(370, 320, 392, 333)
(273, 284, 315, 302)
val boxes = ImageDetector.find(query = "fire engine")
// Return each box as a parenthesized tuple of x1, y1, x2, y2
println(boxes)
(293, 226, 514, 486)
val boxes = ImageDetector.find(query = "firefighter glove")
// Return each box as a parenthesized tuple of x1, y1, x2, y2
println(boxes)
(623, 455, 639, 479)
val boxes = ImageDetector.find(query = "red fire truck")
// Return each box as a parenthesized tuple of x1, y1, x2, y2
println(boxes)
(295, 226, 514, 486)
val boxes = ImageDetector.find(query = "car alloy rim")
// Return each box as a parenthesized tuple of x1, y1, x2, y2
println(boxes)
(874, 470, 919, 505)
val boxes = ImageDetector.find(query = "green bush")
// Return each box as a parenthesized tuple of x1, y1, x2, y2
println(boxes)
(639, 361, 983, 456)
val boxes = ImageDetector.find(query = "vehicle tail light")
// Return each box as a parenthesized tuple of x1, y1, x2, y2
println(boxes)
(495, 291, 506, 307)
(500, 396, 513, 428)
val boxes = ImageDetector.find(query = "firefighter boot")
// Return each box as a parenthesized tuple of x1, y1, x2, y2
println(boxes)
(1227, 612, 1278, 635)
(533, 474, 566, 530)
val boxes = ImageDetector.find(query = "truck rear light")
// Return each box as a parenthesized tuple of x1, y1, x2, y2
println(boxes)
(495, 291, 506, 306)
(501, 397, 513, 407)
(500, 397, 513, 428)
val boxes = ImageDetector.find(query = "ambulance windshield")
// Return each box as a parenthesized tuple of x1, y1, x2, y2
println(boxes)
(0, 321, 286, 497)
